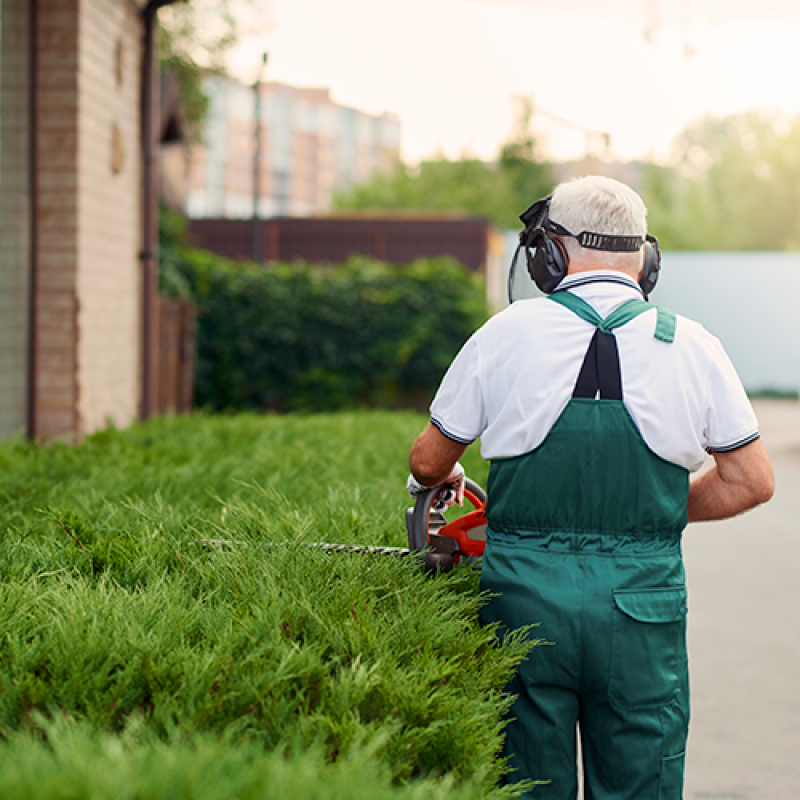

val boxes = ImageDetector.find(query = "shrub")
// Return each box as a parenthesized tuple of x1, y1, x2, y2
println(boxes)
(171, 247, 487, 412)
(0, 413, 537, 797)
(0, 718, 527, 800)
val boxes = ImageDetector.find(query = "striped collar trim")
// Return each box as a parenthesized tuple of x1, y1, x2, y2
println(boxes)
(557, 271, 644, 297)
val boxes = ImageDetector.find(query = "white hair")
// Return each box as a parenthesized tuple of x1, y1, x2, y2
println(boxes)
(549, 176, 647, 271)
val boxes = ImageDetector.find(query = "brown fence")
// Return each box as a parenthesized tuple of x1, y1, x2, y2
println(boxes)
(187, 216, 494, 273)
(157, 295, 196, 415)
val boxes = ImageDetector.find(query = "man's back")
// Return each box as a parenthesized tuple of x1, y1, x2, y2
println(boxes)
(431, 272, 759, 473)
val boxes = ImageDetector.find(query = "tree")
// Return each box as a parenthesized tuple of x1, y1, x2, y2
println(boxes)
(641, 111, 800, 250)
(333, 98, 554, 230)
(157, 0, 273, 144)
(332, 159, 525, 229)
(499, 96, 554, 216)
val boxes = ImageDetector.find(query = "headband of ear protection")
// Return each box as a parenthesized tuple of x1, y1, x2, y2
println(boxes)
(509, 194, 661, 300)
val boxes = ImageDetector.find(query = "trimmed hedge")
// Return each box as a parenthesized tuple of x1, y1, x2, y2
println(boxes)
(0, 720, 528, 800)
(0, 413, 538, 798)
(173, 247, 487, 412)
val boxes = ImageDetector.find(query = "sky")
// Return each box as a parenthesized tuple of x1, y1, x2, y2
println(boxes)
(226, 0, 800, 164)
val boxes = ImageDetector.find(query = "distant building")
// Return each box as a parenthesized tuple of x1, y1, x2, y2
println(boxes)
(186, 75, 402, 219)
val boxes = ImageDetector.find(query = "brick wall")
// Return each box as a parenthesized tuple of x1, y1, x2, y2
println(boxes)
(35, 0, 81, 439)
(0, 0, 31, 437)
(34, 0, 143, 439)
(75, 0, 142, 434)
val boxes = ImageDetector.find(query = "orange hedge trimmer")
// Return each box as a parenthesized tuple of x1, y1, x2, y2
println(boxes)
(313, 478, 486, 572)
(201, 480, 488, 573)
(403, 477, 487, 572)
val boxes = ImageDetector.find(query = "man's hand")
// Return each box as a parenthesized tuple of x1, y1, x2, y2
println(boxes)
(408, 423, 469, 500)
(687, 438, 774, 523)
(407, 462, 465, 508)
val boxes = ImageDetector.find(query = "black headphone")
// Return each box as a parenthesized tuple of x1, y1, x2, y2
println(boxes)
(509, 195, 661, 300)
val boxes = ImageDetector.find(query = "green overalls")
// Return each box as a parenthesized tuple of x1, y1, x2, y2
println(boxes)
(479, 291, 690, 800)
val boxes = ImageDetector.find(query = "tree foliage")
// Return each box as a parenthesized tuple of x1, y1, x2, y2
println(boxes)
(333, 156, 553, 231)
(332, 160, 525, 230)
(157, 0, 272, 144)
(498, 96, 554, 218)
(333, 98, 554, 230)
(642, 110, 800, 251)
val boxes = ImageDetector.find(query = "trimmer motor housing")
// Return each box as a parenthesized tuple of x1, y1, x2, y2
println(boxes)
(405, 477, 488, 572)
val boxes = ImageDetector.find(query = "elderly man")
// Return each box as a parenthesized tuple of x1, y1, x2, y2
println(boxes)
(407, 176, 774, 800)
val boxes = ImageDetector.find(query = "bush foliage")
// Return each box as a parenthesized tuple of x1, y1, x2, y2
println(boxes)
(161, 218, 488, 413)
(0, 413, 536, 798)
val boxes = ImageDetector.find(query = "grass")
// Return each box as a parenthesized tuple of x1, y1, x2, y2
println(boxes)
(0, 412, 535, 799)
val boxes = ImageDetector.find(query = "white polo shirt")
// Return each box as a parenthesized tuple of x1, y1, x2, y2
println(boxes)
(430, 271, 759, 473)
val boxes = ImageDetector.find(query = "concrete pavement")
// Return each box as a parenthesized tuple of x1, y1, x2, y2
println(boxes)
(683, 399, 800, 800)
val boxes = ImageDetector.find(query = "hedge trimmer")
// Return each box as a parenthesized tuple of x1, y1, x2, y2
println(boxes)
(198, 479, 488, 573)
(311, 478, 487, 572)
(404, 477, 487, 571)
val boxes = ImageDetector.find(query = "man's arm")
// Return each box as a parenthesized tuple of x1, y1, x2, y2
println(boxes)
(409, 423, 469, 488)
(687, 438, 774, 523)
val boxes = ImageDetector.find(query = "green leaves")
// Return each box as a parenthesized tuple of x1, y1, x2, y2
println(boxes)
(0, 414, 530, 797)
(641, 110, 800, 251)
(0, 717, 531, 799)
(175, 254, 488, 413)
(332, 157, 554, 230)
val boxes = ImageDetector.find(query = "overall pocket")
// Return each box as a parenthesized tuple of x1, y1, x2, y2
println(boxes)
(659, 750, 686, 800)
(609, 586, 687, 710)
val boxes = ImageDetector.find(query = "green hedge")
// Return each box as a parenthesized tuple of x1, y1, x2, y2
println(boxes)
(172, 247, 487, 412)
(0, 721, 527, 800)
(0, 413, 537, 798)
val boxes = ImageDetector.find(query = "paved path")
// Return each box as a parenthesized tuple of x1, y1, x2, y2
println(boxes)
(683, 399, 800, 800)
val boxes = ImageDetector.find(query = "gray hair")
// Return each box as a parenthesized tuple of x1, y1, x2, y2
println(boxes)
(549, 176, 647, 270)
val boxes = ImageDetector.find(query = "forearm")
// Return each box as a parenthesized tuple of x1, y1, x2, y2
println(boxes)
(687, 468, 757, 522)
(409, 423, 468, 486)
(687, 440, 774, 523)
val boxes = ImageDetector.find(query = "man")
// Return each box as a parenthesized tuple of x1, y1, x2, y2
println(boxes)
(407, 176, 774, 800)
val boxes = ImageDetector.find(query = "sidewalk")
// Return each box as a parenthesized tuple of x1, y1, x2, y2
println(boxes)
(683, 398, 800, 800)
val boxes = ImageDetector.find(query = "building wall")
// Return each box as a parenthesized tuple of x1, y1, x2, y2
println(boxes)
(35, 0, 81, 439)
(75, 0, 141, 433)
(33, 0, 143, 440)
(187, 76, 402, 220)
(0, 0, 32, 437)
(652, 252, 800, 396)
(188, 217, 493, 273)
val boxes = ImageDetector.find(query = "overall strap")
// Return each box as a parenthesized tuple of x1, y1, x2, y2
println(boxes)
(572, 328, 623, 400)
(548, 291, 677, 343)
(548, 291, 677, 401)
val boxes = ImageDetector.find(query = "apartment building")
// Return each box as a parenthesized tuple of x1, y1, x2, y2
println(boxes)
(187, 75, 402, 219)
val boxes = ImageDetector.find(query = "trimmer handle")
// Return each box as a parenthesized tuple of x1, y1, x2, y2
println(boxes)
(405, 477, 488, 572)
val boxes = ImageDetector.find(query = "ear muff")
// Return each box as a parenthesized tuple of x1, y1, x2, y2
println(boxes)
(525, 228, 570, 294)
(511, 194, 660, 302)
(638, 236, 661, 299)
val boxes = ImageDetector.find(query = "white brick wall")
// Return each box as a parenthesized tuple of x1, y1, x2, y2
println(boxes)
(75, 0, 142, 433)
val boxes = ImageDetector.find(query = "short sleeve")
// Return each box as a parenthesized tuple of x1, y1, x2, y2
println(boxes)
(703, 338, 760, 453)
(429, 335, 486, 445)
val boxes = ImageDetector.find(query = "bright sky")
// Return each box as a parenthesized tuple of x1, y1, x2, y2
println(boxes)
(227, 0, 800, 164)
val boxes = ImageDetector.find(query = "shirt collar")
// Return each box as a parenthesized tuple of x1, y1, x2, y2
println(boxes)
(558, 270, 644, 298)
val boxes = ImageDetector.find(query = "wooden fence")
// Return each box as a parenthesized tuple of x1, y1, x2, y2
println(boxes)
(157, 295, 196, 415)
(187, 217, 495, 273)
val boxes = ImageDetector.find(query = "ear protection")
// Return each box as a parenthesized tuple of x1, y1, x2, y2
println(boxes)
(509, 194, 661, 301)
(638, 236, 661, 298)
